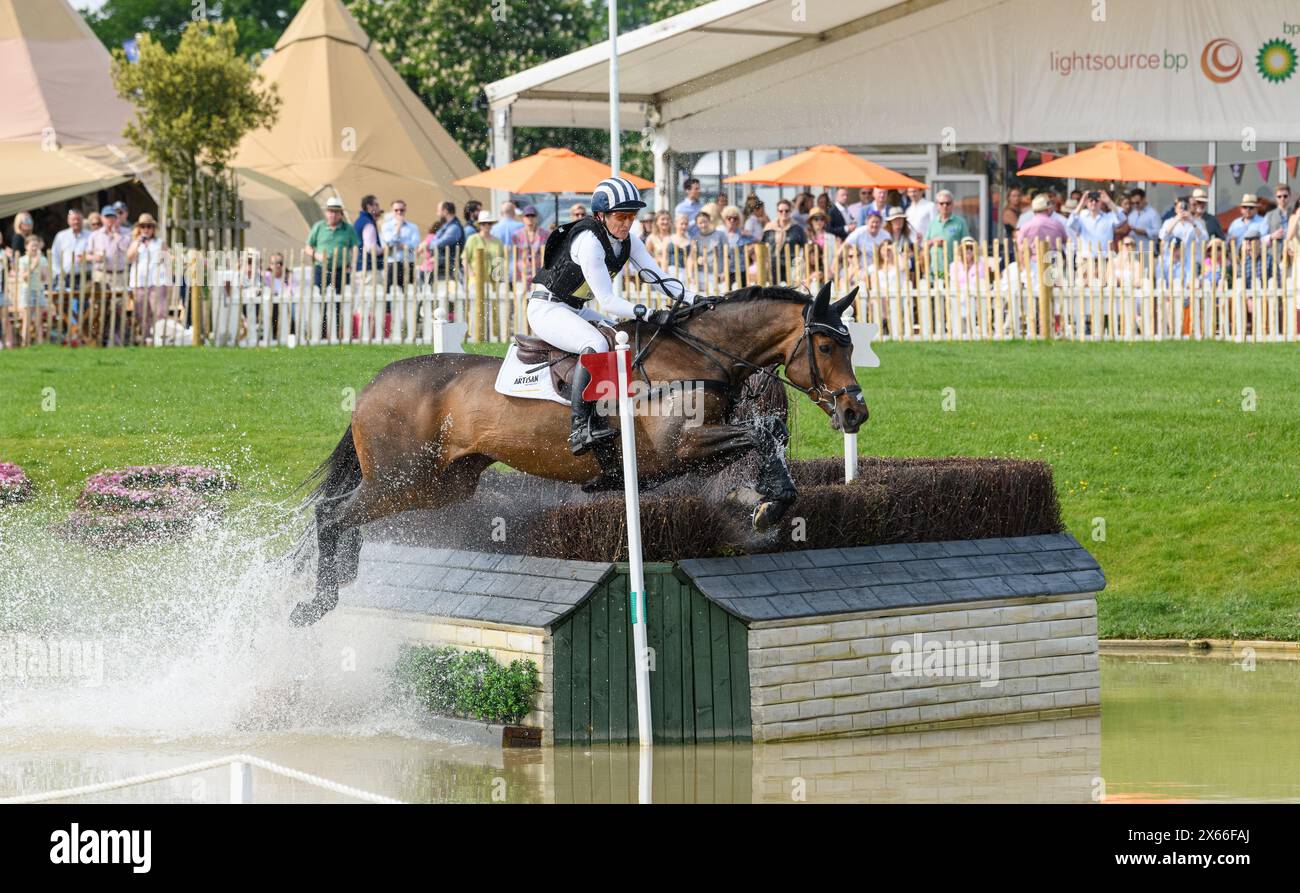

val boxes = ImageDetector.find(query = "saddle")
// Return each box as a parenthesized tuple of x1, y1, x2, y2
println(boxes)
(512, 327, 619, 401)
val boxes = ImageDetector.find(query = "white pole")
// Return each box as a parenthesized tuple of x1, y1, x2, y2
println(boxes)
(609, 0, 624, 301)
(230, 760, 252, 804)
(844, 432, 858, 483)
(614, 331, 653, 759)
(608, 0, 620, 174)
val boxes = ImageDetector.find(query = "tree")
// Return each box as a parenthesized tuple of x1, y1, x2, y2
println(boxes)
(111, 19, 281, 186)
(86, 0, 303, 59)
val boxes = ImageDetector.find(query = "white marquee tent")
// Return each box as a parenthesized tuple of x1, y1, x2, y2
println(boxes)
(487, 0, 1300, 211)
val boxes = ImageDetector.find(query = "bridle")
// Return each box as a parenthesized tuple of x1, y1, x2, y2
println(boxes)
(630, 271, 863, 414)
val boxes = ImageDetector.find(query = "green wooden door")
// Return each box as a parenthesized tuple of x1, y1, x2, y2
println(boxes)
(551, 563, 752, 745)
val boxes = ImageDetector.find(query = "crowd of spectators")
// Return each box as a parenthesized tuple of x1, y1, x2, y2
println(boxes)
(5, 175, 1298, 347)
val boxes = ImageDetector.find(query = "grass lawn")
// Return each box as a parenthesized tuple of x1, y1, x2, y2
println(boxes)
(1, 340, 1296, 640)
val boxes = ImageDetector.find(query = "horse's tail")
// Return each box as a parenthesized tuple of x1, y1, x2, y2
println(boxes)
(291, 425, 362, 564)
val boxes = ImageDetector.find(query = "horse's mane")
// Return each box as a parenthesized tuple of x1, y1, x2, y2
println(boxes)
(715, 285, 811, 306)
(668, 285, 809, 323)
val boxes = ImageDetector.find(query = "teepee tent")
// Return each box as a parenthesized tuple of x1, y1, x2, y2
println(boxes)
(0, 0, 142, 211)
(0, 0, 330, 249)
(0, 0, 134, 145)
(233, 0, 486, 228)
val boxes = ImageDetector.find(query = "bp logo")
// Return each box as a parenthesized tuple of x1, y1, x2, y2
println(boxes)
(1256, 38, 1297, 82)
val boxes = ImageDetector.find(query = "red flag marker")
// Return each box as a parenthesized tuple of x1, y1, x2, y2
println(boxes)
(579, 349, 633, 400)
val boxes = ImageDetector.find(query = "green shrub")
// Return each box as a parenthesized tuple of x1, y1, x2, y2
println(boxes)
(394, 645, 540, 726)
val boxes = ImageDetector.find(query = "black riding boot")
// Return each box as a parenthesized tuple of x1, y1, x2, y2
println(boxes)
(569, 358, 618, 455)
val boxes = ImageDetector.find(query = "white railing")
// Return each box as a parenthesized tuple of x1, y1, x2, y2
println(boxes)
(0, 753, 403, 805)
(3, 238, 1298, 347)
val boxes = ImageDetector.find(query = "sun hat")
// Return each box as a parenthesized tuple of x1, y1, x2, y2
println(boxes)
(1191, 188, 1209, 201)
(885, 207, 907, 222)
(1240, 193, 1258, 207)
(100, 205, 118, 216)
(1031, 193, 1051, 212)
(521, 205, 538, 217)
(324, 196, 345, 210)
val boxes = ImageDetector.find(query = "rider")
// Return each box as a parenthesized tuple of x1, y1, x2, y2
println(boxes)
(529, 176, 700, 455)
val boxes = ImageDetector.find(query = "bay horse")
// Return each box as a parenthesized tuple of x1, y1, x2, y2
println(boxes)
(290, 281, 868, 626)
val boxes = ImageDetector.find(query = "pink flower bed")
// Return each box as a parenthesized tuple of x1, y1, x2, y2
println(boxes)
(59, 465, 236, 547)
(59, 507, 200, 547)
(83, 465, 237, 495)
(0, 462, 34, 504)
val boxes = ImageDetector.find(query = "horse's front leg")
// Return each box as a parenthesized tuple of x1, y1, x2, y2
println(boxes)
(670, 415, 796, 531)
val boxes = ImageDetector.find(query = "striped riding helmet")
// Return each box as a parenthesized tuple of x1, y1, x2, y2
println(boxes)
(591, 177, 646, 214)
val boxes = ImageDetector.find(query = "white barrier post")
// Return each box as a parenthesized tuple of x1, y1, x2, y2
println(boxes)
(842, 307, 880, 484)
(230, 760, 253, 804)
(432, 306, 467, 354)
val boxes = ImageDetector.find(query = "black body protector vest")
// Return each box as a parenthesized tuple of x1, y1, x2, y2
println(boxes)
(532, 216, 631, 309)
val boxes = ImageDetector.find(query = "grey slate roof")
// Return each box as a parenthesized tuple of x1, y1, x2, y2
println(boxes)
(676, 534, 1104, 623)
(340, 542, 614, 629)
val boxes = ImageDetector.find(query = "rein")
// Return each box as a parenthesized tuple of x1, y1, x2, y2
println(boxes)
(627, 274, 862, 413)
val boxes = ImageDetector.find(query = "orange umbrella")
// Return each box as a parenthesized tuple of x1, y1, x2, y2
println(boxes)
(724, 144, 928, 190)
(1017, 140, 1207, 186)
(454, 147, 653, 193)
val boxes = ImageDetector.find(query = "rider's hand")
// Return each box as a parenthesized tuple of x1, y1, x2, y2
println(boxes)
(648, 308, 675, 326)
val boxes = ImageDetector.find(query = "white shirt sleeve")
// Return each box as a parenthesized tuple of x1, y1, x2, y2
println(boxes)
(570, 229, 696, 319)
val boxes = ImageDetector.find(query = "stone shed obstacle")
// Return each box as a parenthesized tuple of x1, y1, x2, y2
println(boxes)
(334, 457, 1103, 745)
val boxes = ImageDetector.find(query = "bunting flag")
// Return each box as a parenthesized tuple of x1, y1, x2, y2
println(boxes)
(1007, 150, 1300, 185)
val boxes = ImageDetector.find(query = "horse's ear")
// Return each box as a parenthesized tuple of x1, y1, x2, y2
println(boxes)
(812, 280, 832, 314)
(831, 286, 859, 316)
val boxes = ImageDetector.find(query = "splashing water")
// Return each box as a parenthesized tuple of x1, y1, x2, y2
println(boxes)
(0, 490, 421, 745)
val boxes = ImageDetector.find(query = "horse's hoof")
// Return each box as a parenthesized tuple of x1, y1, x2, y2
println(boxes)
(289, 595, 336, 627)
(752, 496, 794, 531)
(752, 501, 779, 531)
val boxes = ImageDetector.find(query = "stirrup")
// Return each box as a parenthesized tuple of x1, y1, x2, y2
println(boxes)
(570, 419, 617, 455)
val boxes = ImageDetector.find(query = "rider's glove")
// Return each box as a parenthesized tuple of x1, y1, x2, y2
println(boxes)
(648, 308, 675, 326)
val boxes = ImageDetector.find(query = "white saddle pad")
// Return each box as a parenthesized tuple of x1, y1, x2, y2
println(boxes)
(493, 343, 571, 405)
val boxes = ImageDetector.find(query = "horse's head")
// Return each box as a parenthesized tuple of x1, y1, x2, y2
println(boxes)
(784, 282, 868, 434)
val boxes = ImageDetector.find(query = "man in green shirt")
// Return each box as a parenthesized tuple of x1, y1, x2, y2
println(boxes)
(924, 189, 970, 278)
(306, 196, 360, 338)
(306, 196, 360, 292)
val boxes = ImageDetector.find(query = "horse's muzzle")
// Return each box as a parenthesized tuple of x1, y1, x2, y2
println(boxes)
(832, 396, 868, 434)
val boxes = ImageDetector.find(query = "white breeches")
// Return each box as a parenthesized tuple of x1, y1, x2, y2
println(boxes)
(526, 296, 609, 354)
